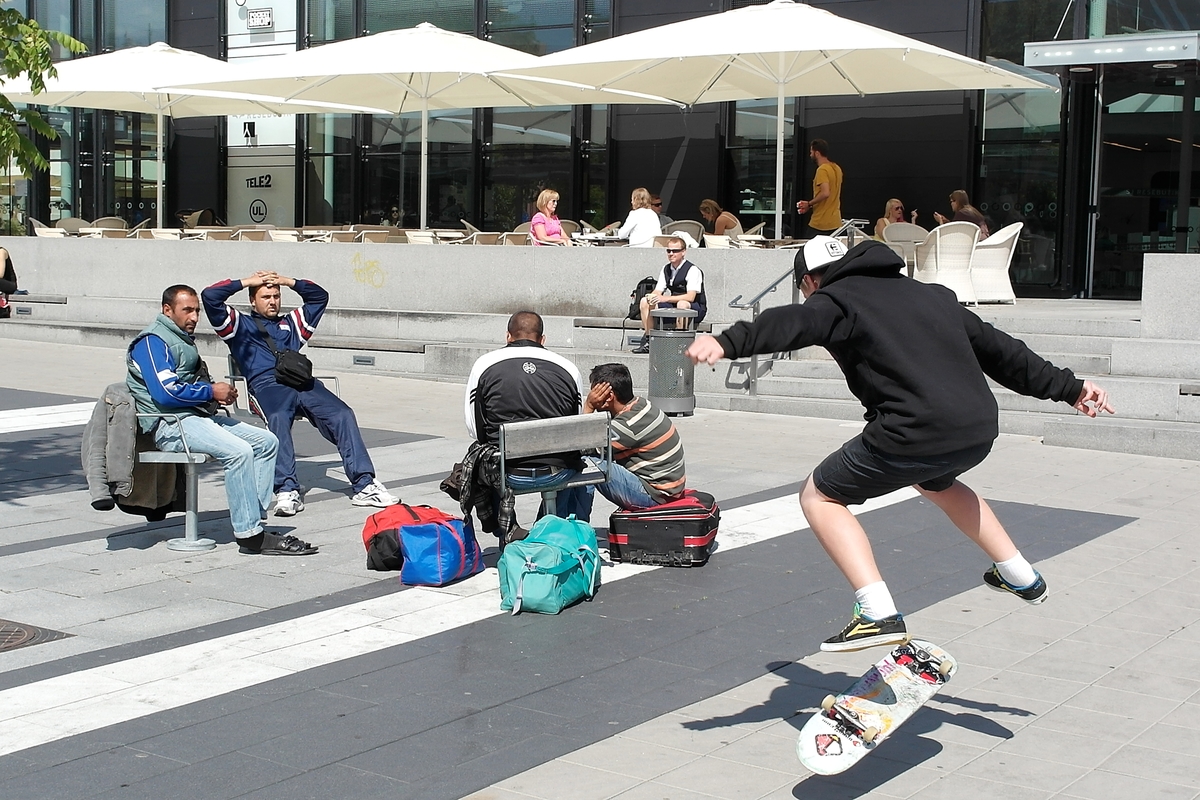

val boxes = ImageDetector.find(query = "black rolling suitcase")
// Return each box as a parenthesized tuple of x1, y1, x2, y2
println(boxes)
(607, 490, 719, 567)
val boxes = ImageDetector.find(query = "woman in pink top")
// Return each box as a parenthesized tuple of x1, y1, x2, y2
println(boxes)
(530, 189, 572, 246)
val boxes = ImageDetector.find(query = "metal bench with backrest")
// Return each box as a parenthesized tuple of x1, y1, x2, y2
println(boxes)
(135, 413, 217, 552)
(499, 414, 612, 518)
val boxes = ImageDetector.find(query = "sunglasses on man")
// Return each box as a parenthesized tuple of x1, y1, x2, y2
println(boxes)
(665, 248, 684, 253)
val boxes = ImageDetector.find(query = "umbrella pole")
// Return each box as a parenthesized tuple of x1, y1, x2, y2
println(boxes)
(157, 112, 165, 229)
(419, 98, 429, 230)
(774, 86, 784, 240)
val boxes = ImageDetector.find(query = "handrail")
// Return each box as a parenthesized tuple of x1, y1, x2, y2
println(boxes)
(727, 266, 801, 397)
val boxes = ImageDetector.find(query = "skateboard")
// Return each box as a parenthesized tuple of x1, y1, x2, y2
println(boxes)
(796, 639, 956, 775)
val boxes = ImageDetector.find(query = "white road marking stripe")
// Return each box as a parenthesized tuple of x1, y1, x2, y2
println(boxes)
(0, 487, 917, 757)
(0, 403, 95, 435)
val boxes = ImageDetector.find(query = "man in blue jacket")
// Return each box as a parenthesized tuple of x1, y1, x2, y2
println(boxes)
(687, 238, 1115, 652)
(202, 272, 398, 516)
(127, 284, 316, 555)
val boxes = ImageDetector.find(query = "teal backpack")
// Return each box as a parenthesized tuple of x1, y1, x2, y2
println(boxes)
(498, 515, 600, 615)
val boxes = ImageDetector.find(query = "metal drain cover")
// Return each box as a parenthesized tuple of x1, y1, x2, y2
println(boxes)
(0, 619, 72, 652)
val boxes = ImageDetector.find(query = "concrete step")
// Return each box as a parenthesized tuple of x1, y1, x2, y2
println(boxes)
(1000, 331, 1114, 356)
(973, 312, 1141, 338)
(753, 376, 857, 401)
(1043, 416, 1200, 461)
(993, 374, 1200, 423)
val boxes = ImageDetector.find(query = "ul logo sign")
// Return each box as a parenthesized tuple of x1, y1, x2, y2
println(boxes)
(249, 199, 268, 223)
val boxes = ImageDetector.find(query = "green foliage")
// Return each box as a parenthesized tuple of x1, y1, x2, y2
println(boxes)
(0, 7, 86, 174)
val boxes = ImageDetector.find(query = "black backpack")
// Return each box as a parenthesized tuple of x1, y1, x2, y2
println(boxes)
(628, 276, 657, 320)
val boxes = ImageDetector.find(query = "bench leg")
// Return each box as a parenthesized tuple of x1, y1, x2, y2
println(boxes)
(167, 461, 217, 552)
(541, 490, 558, 519)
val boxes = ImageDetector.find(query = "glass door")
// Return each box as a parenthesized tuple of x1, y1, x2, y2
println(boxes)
(1093, 64, 1198, 298)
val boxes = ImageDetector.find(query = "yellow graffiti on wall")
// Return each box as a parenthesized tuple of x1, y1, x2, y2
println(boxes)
(351, 251, 386, 288)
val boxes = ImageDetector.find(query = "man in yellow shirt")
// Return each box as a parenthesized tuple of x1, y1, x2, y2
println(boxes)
(796, 139, 843, 237)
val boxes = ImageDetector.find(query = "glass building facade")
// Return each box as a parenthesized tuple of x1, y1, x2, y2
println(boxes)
(3, 0, 1198, 299)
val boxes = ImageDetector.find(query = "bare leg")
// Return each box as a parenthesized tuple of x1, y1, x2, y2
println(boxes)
(916, 481, 1018, 563)
(675, 299, 692, 329)
(639, 296, 653, 333)
(799, 476, 883, 590)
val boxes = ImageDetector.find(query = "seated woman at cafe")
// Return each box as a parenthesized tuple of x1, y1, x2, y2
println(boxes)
(874, 198, 919, 240)
(699, 199, 743, 237)
(530, 189, 572, 246)
(933, 189, 989, 239)
(616, 187, 662, 248)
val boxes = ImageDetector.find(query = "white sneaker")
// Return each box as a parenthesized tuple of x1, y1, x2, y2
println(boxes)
(274, 490, 304, 517)
(351, 479, 399, 508)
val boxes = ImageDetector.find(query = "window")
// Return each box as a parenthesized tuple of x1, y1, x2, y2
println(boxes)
(365, 0, 473, 34)
(308, 0, 356, 45)
(100, 0, 165, 51)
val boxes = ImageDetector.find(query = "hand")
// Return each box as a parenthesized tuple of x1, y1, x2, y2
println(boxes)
(1073, 380, 1115, 418)
(910, 210, 919, 224)
(212, 382, 238, 406)
(645, 293, 660, 306)
(933, 212, 948, 225)
(241, 271, 269, 288)
(796, 200, 809, 214)
(585, 382, 613, 413)
(685, 335, 727, 366)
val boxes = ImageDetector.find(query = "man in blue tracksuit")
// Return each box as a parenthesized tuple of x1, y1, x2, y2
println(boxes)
(201, 272, 399, 516)
(127, 284, 316, 555)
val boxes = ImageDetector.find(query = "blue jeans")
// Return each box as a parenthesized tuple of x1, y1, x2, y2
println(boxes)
(154, 415, 278, 538)
(505, 468, 595, 524)
(586, 457, 656, 510)
(253, 379, 376, 494)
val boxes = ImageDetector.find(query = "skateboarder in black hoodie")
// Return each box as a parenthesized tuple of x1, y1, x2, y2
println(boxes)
(687, 237, 1115, 652)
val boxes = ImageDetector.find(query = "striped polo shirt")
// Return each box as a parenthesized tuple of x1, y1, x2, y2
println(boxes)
(611, 396, 686, 503)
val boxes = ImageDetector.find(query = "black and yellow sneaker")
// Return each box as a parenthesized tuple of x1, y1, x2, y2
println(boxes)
(983, 566, 1048, 604)
(820, 604, 909, 653)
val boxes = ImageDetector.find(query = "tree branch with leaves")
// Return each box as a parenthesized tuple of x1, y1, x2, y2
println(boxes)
(0, 6, 85, 174)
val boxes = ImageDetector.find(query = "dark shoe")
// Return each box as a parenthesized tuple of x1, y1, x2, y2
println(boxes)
(258, 532, 319, 556)
(237, 532, 265, 554)
(504, 525, 530, 545)
(984, 566, 1048, 604)
(820, 604, 909, 653)
(632, 343, 650, 355)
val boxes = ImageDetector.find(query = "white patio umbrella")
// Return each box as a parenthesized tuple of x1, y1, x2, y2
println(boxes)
(0, 42, 386, 227)
(497, 0, 1049, 236)
(168, 23, 677, 228)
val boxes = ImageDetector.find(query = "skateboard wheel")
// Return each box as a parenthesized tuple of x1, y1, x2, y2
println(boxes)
(821, 694, 836, 711)
(937, 660, 953, 677)
(862, 726, 879, 744)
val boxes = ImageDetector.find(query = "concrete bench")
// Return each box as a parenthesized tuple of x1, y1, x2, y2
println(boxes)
(8, 294, 68, 317)
(307, 336, 436, 354)
(136, 414, 217, 552)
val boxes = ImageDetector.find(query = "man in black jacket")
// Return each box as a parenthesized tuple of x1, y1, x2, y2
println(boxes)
(465, 311, 593, 535)
(687, 237, 1114, 652)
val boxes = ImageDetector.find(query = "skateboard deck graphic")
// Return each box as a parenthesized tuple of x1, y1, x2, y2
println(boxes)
(797, 639, 956, 775)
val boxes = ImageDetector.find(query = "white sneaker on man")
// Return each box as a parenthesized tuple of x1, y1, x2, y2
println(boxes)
(350, 479, 400, 508)
(273, 490, 304, 517)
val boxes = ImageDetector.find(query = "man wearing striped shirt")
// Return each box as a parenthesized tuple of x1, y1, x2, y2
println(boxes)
(583, 363, 686, 510)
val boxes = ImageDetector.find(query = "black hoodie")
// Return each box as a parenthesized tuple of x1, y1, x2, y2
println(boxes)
(716, 241, 1084, 456)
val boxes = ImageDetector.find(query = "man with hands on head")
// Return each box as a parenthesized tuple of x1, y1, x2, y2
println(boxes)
(202, 271, 399, 517)
(583, 363, 687, 511)
(127, 285, 314, 555)
(686, 237, 1115, 653)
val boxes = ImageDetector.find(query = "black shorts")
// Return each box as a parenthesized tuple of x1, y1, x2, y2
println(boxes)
(811, 434, 993, 506)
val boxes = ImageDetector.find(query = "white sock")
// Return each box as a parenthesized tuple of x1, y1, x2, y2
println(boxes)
(854, 582, 899, 620)
(995, 552, 1038, 588)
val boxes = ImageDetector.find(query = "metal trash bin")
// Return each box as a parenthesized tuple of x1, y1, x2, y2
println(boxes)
(647, 308, 697, 416)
